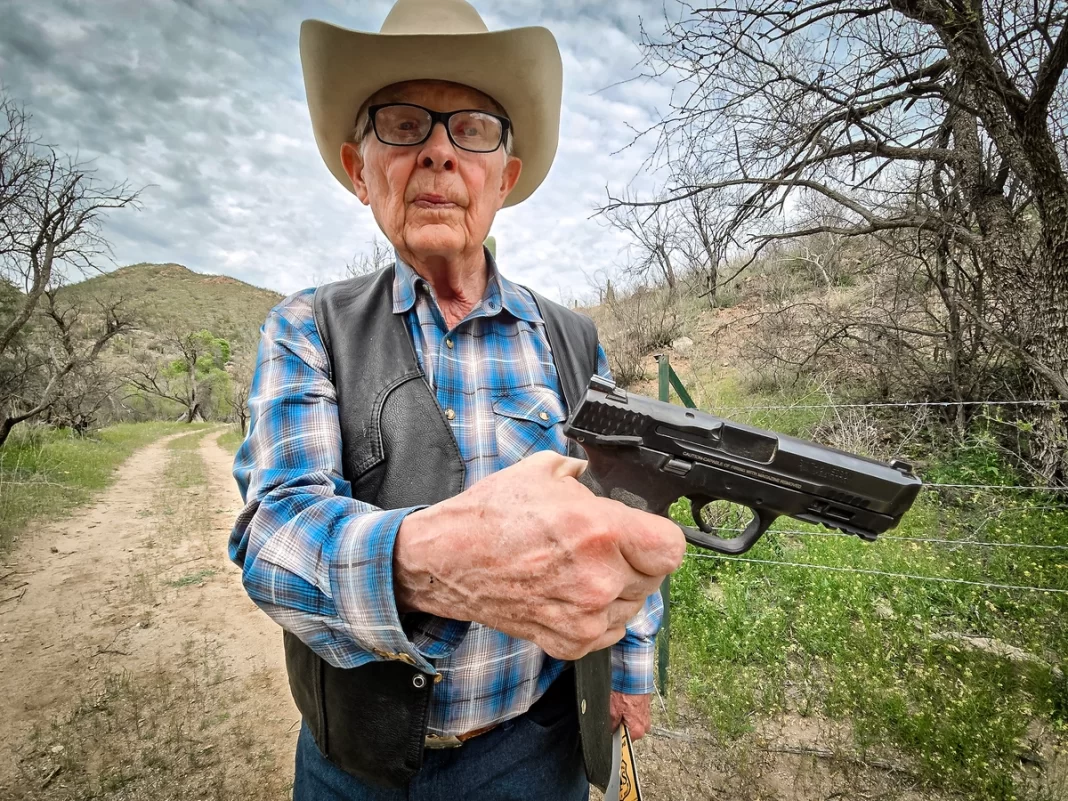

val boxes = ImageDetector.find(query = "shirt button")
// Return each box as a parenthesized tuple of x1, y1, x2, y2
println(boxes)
(538, 411, 549, 421)
(445, 338, 454, 349)
(445, 408, 456, 421)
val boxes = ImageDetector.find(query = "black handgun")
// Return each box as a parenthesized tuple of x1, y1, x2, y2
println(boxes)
(563, 376, 922, 554)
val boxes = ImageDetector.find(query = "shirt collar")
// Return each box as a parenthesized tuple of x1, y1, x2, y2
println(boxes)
(390, 247, 543, 325)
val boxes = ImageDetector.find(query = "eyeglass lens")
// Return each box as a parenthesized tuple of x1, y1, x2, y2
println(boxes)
(374, 105, 503, 153)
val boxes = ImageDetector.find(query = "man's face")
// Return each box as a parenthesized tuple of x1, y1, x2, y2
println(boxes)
(340, 80, 522, 262)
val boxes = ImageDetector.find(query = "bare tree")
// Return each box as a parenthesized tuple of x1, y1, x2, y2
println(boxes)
(0, 94, 140, 445)
(0, 287, 134, 445)
(586, 271, 682, 387)
(605, 194, 683, 293)
(224, 351, 255, 435)
(129, 330, 231, 424)
(44, 358, 125, 435)
(345, 235, 394, 278)
(676, 185, 737, 305)
(609, 1, 1068, 480)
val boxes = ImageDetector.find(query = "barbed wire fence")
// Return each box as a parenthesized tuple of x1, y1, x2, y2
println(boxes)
(650, 354, 1068, 687)
(641, 355, 1068, 795)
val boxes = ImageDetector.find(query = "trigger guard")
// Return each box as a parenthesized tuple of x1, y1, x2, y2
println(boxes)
(687, 495, 754, 535)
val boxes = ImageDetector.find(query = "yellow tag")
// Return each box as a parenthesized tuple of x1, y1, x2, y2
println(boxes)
(618, 723, 642, 801)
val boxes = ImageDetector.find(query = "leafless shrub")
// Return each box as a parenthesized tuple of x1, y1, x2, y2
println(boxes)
(595, 282, 683, 387)
(345, 235, 393, 278)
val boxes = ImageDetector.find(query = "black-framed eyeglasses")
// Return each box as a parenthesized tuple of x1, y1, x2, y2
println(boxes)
(366, 103, 511, 153)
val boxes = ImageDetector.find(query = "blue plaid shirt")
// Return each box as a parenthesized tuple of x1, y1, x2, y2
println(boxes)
(230, 255, 662, 736)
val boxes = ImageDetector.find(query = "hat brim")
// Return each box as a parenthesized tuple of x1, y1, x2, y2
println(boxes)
(299, 19, 563, 208)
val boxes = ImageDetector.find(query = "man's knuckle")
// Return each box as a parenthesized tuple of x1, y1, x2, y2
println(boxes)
(588, 579, 618, 609)
(573, 585, 606, 612)
(575, 616, 605, 644)
(543, 606, 568, 635)
(553, 634, 583, 660)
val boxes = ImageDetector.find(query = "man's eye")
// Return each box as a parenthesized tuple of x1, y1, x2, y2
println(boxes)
(397, 120, 419, 131)
(453, 119, 485, 138)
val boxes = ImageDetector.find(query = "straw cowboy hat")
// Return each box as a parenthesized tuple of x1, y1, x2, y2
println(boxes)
(299, 0, 563, 207)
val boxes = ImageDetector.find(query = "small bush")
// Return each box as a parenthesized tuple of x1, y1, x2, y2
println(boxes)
(596, 285, 682, 387)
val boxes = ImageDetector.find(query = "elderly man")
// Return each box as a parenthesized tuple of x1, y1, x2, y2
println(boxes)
(229, 1, 685, 799)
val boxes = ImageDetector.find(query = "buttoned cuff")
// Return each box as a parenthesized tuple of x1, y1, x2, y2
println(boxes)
(611, 635, 657, 694)
(328, 506, 468, 674)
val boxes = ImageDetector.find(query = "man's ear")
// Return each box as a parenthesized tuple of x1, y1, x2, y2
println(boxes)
(499, 155, 522, 202)
(340, 142, 370, 205)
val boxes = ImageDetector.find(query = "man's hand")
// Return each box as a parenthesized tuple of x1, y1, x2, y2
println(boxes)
(394, 450, 685, 661)
(610, 692, 651, 740)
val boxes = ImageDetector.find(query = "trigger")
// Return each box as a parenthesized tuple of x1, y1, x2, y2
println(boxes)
(686, 497, 715, 534)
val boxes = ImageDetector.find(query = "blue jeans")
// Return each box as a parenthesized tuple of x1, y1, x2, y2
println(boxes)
(293, 707, 589, 801)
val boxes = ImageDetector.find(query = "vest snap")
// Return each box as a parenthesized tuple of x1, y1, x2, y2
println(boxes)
(412, 674, 427, 689)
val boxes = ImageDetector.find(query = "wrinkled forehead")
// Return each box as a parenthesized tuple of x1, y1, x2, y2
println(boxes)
(361, 79, 508, 117)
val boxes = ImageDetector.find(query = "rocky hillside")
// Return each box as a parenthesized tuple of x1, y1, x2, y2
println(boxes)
(60, 263, 283, 351)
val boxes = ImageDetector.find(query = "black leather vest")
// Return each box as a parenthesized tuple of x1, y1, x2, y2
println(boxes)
(283, 263, 613, 790)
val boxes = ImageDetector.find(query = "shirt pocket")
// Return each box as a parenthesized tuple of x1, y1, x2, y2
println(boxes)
(492, 389, 568, 465)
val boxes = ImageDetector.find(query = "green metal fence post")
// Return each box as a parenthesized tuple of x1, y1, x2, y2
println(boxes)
(656, 355, 671, 697)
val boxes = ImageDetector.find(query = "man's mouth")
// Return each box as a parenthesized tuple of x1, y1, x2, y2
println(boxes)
(412, 193, 458, 209)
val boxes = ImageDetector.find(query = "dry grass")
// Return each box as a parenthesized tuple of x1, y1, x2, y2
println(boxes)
(9, 640, 289, 801)
(4, 426, 289, 801)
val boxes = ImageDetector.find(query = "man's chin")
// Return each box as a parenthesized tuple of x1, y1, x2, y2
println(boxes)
(404, 225, 469, 259)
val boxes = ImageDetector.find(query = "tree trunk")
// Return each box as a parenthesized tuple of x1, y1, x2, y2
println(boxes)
(657, 245, 677, 293)
(0, 416, 15, 448)
(1026, 212, 1068, 481)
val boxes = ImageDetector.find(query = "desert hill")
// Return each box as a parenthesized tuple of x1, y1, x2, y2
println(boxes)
(60, 263, 283, 351)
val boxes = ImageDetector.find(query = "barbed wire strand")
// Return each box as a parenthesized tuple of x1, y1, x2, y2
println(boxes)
(922, 483, 1068, 491)
(660, 379, 1066, 492)
(658, 372, 1068, 492)
(706, 525, 1068, 550)
(686, 552, 1068, 595)
(714, 399, 1064, 412)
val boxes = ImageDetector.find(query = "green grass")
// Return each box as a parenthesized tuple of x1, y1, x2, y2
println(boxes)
(216, 428, 244, 455)
(668, 369, 831, 437)
(164, 427, 213, 487)
(167, 568, 217, 588)
(665, 429, 1068, 800)
(0, 422, 200, 554)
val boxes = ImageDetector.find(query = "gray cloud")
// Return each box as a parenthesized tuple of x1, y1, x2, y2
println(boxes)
(0, 0, 676, 299)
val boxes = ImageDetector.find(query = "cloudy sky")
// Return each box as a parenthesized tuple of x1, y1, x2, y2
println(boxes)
(0, 0, 678, 300)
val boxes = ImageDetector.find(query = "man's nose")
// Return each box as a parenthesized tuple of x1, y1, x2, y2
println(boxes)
(417, 122, 456, 171)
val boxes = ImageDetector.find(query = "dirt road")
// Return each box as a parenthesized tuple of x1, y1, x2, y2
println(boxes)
(0, 429, 298, 797)
(0, 428, 963, 801)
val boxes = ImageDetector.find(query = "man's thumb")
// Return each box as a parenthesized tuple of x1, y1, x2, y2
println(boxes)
(542, 451, 588, 480)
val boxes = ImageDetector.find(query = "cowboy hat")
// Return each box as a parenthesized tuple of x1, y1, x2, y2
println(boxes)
(299, 0, 563, 207)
